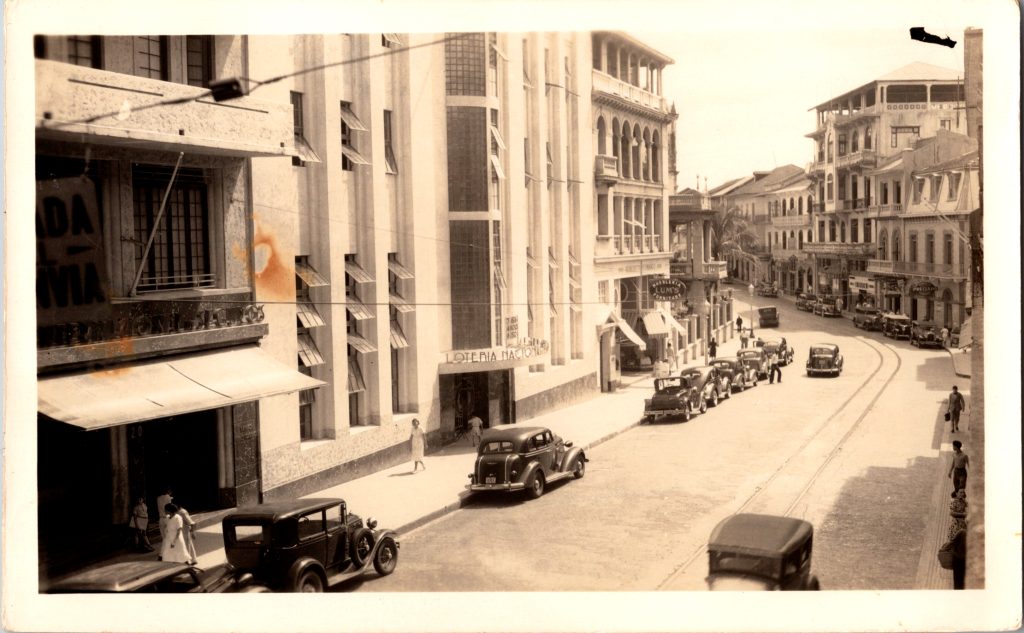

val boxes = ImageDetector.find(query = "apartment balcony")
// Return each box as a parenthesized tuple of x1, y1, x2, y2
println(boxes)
(770, 248, 808, 261)
(867, 259, 965, 279)
(871, 203, 904, 216)
(808, 159, 826, 177)
(831, 104, 881, 128)
(813, 203, 826, 214)
(592, 70, 670, 116)
(772, 214, 811, 228)
(836, 149, 878, 170)
(595, 154, 620, 185)
(802, 242, 875, 257)
(35, 59, 304, 159)
(595, 234, 666, 258)
(838, 198, 871, 212)
(670, 259, 727, 281)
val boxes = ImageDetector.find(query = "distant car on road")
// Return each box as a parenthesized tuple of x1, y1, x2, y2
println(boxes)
(910, 320, 943, 348)
(761, 338, 794, 365)
(813, 295, 841, 317)
(706, 513, 821, 591)
(881, 313, 912, 339)
(795, 293, 817, 311)
(711, 357, 758, 392)
(468, 425, 587, 499)
(222, 498, 399, 592)
(757, 305, 779, 327)
(806, 343, 844, 376)
(680, 365, 729, 409)
(755, 282, 778, 297)
(737, 348, 770, 380)
(644, 375, 704, 422)
(852, 305, 884, 330)
(46, 561, 265, 593)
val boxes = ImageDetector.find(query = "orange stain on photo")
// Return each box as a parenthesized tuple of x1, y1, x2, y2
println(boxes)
(252, 225, 292, 300)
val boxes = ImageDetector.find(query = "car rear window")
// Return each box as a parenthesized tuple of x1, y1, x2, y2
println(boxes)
(481, 441, 514, 454)
(710, 551, 780, 579)
(228, 523, 268, 545)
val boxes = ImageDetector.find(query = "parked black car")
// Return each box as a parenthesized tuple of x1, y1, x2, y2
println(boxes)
(706, 513, 821, 591)
(910, 320, 943, 348)
(468, 425, 587, 498)
(680, 365, 728, 409)
(795, 293, 817, 311)
(644, 375, 704, 421)
(738, 348, 769, 380)
(882, 313, 912, 339)
(222, 498, 399, 592)
(852, 305, 884, 330)
(46, 561, 266, 593)
(711, 357, 759, 392)
(761, 338, 794, 365)
(813, 295, 841, 317)
(757, 306, 779, 327)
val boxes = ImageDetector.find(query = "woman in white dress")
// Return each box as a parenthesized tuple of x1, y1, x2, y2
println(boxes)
(176, 505, 199, 565)
(159, 503, 189, 564)
(409, 418, 425, 472)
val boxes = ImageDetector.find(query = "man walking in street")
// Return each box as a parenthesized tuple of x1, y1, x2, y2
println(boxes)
(708, 338, 718, 361)
(947, 385, 966, 433)
(736, 315, 743, 334)
(768, 349, 781, 384)
(739, 327, 748, 349)
(947, 440, 969, 493)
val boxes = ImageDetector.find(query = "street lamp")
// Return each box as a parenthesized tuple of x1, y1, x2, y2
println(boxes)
(747, 283, 755, 339)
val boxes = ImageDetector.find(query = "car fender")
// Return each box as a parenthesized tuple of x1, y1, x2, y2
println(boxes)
(561, 446, 587, 472)
(365, 529, 401, 565)
(284, 557, 326, 590)
(521, 460, 544, 484)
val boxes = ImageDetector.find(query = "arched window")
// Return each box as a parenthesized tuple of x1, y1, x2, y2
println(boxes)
(826, 174, 834, 200)
(806, 229, 812, 244)
(789, 197, 795, 215)
(798, 197, 803, 214)
(782, 232, 787, 249)
(619, 121, 630, 178)
(892, 230, 901, 261)
(807, 195, 814, 214)
(852, 130, 859, 153)
(878, 229, 888, 259)
(597, 117, 607, 155)
(651, 131, 661, 183)
(827, 133, 833, 161)
(641, 128, 652, 181)
(840, 221, 846, 242)
(631, 124, 642, 180)
(865, 127, 873, 150)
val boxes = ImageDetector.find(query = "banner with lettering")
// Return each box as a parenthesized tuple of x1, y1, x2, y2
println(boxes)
(36, 177, 110, 327)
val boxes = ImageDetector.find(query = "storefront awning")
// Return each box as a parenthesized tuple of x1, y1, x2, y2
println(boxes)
(642, 311, 670, 336)
(38, 345, 325, 431)
(611, 313, 646, 350)
(657, 307, 688, 336)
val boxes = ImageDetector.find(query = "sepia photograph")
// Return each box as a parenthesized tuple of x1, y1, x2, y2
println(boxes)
(3, 0, 1021, 631)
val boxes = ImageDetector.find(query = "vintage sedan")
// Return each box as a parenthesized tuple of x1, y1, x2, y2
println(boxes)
(468, 425, 587, 499)
(644, 375, 704, 421)
(711, 357, 758, 392)
(737, 348, 770, 380)
(910, 320, 943, 348)
(706, 513, 821, 591)
(680, 365, 729, 409)
(222, 498, 399, 592)
(757, 305, 779, 328)
(795, 293, 817, 311)
(814, 295, 841, 317)
(761, 338, 794, 366)
(806, 343, 844, 376)
(882, 313, 912, 339)
(852, 305, 884, 330)
(46, 561, 266, 593)
(755, 282, 778, 297)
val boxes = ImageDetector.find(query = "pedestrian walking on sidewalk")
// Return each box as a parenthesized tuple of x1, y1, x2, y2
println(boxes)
(155, 487, 173, 558)
(768, 350, 782, 384)
(667, 342, 677, 371)
(468, 415, 484, 447)
(948, 526, 967, 589)
(409, 418, 426, 472)
(948, 440, 969, 492)
(160, 503, 189, 564)
(739, 328, 749, 349)
(947, 385, 966, 433)
(130, 497, 154, 552)
(708, 338, 718, 361)
(176, 504, 199, 565)
(947, 489, 968, 541)
(736, 316, 743, 332)
(941, 326, 950, 348)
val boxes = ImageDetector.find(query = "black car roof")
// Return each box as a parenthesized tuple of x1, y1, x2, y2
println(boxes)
(479, 424, 548, 445)
(681, 365, 714, 379)
(708, 513, 813, 558)
(48, 561, 193, 592)
(712, 356, 740, 364)
(224, 498, 347, 522)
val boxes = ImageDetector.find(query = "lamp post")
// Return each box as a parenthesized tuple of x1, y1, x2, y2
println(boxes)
(747, 283, 755, 339)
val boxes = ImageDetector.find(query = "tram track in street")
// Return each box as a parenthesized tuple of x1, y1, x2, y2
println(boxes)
(656, 313, 905, 591)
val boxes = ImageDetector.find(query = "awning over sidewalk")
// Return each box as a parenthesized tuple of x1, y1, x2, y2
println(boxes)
(611, 314, 646, 350)
(38, 345, 324, 430)
(657, 307, 688, 337)
(641, 311, 669, 337)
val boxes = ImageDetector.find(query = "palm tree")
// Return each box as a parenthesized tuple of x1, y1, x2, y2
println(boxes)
(710, 205, 760, 277)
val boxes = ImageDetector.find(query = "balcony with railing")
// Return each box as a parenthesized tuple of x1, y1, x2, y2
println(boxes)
(836, 149, 878, 170)
(773, 214, 811, 228)
(670, 259, 727, 280)
(595, 154, 619, 185)
(770, 247, 808, 260)
(867, 259, 963, 278)
(595, 234, 665, 258)
(802, 241, 875, 257)
(592, 70, 670, 114)
(838, 198, 871, 212)
(872, 203, 904, 216)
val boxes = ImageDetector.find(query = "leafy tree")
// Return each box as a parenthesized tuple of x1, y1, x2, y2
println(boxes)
(710, 205, 760, 275)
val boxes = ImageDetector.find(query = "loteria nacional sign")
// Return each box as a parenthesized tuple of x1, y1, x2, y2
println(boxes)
(438, 338, 550, 374)
(648, 278, 686, 301)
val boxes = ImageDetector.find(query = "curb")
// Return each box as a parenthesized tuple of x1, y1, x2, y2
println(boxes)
(394, 418, 644, 536)
(945, 348, 971, 378)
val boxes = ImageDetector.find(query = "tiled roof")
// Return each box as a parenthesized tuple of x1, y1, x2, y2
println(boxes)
(731, 165, 804, 196)
(877, 62, 964, 82)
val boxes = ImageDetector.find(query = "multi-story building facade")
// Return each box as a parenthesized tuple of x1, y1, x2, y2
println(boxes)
(866, 131, 977, 326)
(33, 31, 679, 570)
(590, 32, 679, 387)
(803, 62, 966, 306)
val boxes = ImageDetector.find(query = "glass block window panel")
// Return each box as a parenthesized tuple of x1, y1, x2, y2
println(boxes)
(445, 32, 486, 96)
(446, 107, 489, 211)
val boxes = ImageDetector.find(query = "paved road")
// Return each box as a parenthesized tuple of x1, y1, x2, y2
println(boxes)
(349, 297, 960, 592)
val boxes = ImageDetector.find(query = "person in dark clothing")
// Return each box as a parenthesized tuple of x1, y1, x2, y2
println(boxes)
(948, 440, 969, 492)
(708, 338, 717, 360)
(768, 350, 782, 384)
(947, 385, 966, 433)
(949, 527, 967, 589)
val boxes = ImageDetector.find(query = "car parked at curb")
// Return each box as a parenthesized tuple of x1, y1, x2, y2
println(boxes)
(706, 513, 821, 591)
(760, 338, 794, 366)
(468, 425, 587, 499)
(795, 293, 817, 312)
(757, 306, 779, 328)
(881, 313, 912, 339)
(711, 357, 758, 392)
(852, 305, 884, 330)
(222, 498, 399, 592)
(806, 343, 843, 376)
(813, 295, 841, 317)
(910, 320, 943, 348)
(737, 348, 770, 380)
(680, 365, 729, 409)
(644, 375, 704, 422)
(46, 561, 267, 593)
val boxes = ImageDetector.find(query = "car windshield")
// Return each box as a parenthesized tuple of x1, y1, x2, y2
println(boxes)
(810, 347, 834, 356)
(709, 551, 781, 580)
(480, 440, 515, 454)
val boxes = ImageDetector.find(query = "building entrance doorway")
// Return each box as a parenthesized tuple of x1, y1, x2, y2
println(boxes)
(139, 409, 221, 513)
(440, 370, 514, 440)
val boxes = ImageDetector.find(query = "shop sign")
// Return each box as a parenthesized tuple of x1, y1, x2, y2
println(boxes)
(36, 178, 109, 327)
(505, 316, 519, 342)
(849, 275, 873, 292)
(649, 278, 686, 300)
(442, 338, 550, 365)
(910, 281, 938, 297)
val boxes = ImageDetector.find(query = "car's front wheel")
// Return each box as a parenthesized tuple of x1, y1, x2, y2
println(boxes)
(571, 455, 586, 479)
(350, 527, 375, 567)
(373, 536, 398, 576)
(295, 569, 325, 593)
(699, 398, 708, 414)
(682, 404, 692, 422)
(710, 389, 719, 407)
(526, 472, 545, 499)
